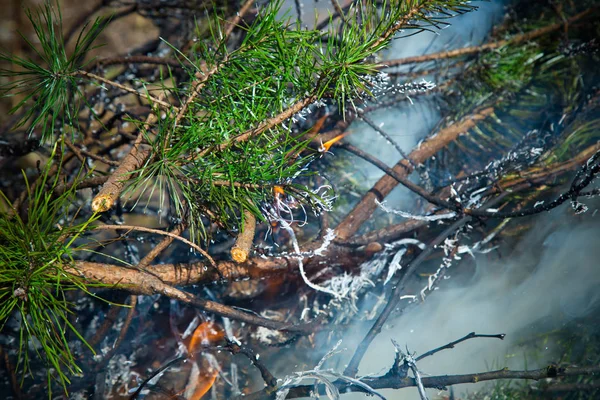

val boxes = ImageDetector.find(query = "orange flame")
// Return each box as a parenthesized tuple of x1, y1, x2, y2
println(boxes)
(320, 132, 348, 152)
(185, 321, 224, 399)
(188, 321, 224, 357)
(273, 185, 285, 200)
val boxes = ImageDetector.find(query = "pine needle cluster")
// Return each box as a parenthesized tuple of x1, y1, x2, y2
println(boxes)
(0, 146, 100, 392)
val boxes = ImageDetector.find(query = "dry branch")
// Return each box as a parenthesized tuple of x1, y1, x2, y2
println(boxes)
(268, 365, 600, 399)
(334, 106, 495, 239)
(66, 261, 315, 333)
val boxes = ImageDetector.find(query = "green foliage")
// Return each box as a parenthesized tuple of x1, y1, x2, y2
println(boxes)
(128, 0, 475, 241)
(0, 146, 99, 393)
(0, 1, 106, 141)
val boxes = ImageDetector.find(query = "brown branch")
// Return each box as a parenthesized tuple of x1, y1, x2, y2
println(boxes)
(344, 217, 470, 378)
(379, 6, 599, 68)
(86, 55, 187, 71)
(226, 340, 278, 390)
(76, 147, 120, 166)
(87, 297, 126, 348)
(53, 175, 108, 196)
(415, 332, 505, 362)
(223, 0, 255, 40)
(199, 95, 318, 157)
(369, 2, 427, 51)
(231, 210, 256, 263)
(91, 108, 156, 213)
(65, 262, 317, 333)
(94, 295, 138, 371)
(0, 345, 22, 399)
(343, 142, 600, 247)
(334, 106, 495, 240)
(73, 260, 254, 287)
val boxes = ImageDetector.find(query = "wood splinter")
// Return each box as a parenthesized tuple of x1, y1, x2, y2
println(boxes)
(231, 210, 256, 263)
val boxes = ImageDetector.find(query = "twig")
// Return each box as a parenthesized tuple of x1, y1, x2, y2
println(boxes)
(415, 332, 505, 362)
(223, 0, 255, 40)
(87, 299, 126, 348)
(334, 107, 495, 239)
(200, 95, 318, 156)
(369, 1, 431, 51)
(91, 106, 158, 213)
(261, 365, 600, 399)
(93, 224, 216, 268)
(129, 356, 185, 400)
(231, 210, 256, 263)
(94, 295, 138, 371)
(344, 217, 471, 378)
(343, 190, 512, 378)
(137, 223, 186, 269)
(225, 340, 278, 389)
(53, 175, 108, 196)
(0, 345, 22, 399)
(378, 6, 599, 68)
(76, 147, 121, 166)
(76, 70, 174, 110)
(330, 0, 349, 24)
(86, 55, 187, 71)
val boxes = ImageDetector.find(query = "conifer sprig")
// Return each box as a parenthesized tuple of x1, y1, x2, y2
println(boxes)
(0, 146, 101, 393)
(127, 0, 476, 241)
(0, 1, 106, 141)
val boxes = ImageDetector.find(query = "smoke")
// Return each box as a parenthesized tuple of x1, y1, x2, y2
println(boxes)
(334, 204, 600, 399)
(271, 1, 599, 399)
(287, 1, 600, 399)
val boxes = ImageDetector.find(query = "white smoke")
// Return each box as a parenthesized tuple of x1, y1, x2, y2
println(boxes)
(341, 204, 600, 399)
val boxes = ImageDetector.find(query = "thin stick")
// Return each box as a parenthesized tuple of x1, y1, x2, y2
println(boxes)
(94, 296, 138, 371)
(415, 332, 505, 362)
(137, 223, 186, 269)
(226, 340, 277, 389)
(93, 224, 216, 268)
(344, 217, 471, 378)
(334, 107, 495, 239)
(223, 0, 255, 40)
(0, 345, 22, 399)
(77, 70, 174, 110)
(243, 365, 600, 399)
(378, 6, 599, 68)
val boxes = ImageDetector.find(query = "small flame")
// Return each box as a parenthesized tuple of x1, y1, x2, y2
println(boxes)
(184, 322, 224, 399)
(188, 321, 224, 356)
(273, 185, 285, 198)
(320, 132, 348, 152)
(186, 363, 218, 400)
